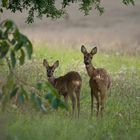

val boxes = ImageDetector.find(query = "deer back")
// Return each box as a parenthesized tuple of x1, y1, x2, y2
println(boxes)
(54, 71, 82, 95)
(89, 68, 111, 91)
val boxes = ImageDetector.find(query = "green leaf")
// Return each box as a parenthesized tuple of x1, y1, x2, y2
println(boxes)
(45, 82, 59, 97)
(0, 41, 9, 58)
(1, 20, 16, 35)
(21, 86, 28, 100)
(11, 39, 16, 45)
(0, 29, 3, 38)
(123, 0, 129, 5)
(1, 95, 9, 110)
(10, 50, 16, 67)
(18, 94, 24, 104)
(123, 0, 134, 5)
(4, 20, 15, 29)
(36, 82, 43, 90)
(18, 86, 29, 104)
(0, 90, 2, 100)
(35, 96, 42, 109)
(19, 49, 25, 65)
(2, 0, 9, 8)
(58, 100, 68, 110)
(10, 86, 19, 99)
(45, 92, 53, 103)
(6, 74, 14, 90)
(14, 42, 23, 51)
(20, 34, 33, 59)
(30, 92, 36, 102)
(45, 91, 68, 110)
(30, 93, 46, 111)
(130, 0, 135, 5)
(13, 28, 20, 42)
(25, 40, 33, 59)
(0, 8, 3, 13)
(51, 97, 59, 109)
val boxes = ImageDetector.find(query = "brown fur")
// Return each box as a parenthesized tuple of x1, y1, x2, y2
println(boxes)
(43, 59, 82, 117)
(81, 45, 111, 117)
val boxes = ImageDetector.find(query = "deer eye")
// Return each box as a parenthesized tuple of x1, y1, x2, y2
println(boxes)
(84, 56, 88, 59)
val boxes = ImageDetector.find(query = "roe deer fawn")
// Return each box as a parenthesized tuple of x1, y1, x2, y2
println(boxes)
(43, 59, 82, 117)
(81, 45, 111, 117)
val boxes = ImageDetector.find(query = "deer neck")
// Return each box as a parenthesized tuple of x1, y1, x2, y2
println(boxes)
(86, 63, 95, 77)
(48, 76, 56, 87)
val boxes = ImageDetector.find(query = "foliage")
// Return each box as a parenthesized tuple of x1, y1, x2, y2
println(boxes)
(0, 0, 135, 23)
(0, 20, 67, 112)
(0, 19, 32, 110)
(0, 20, 32, 66)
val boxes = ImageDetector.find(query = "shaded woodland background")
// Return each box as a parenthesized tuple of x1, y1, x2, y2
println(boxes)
(1, 0, 140, 53)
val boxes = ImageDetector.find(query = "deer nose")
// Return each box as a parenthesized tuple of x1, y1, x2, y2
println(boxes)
(47, 73, 52, 77)
(84, 60, 90, 65)
(85, 62, 89, 65)
(47, 69, 52, 77)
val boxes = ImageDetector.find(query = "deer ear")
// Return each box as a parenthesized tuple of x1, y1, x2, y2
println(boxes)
(43, 59, 49, 67)
(53, 60, 59, 69)
(81, 45, 87, 54)
(91, 47, 97, 55)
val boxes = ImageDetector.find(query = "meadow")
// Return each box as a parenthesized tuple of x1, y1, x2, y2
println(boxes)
(0, 44, 140, 140)
(1, 0, 140, 139)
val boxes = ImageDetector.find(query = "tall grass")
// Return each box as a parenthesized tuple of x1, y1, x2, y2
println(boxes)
(0, 45, 140, 140)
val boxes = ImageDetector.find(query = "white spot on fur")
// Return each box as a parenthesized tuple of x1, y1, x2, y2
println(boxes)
(72, 81, 81, 86)
(96, 74, 101, 79)
(94, 74, 104, 80)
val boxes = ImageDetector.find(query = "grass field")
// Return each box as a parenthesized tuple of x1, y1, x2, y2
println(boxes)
(0, 44, 140, 140)
(1, 1, 140, 139)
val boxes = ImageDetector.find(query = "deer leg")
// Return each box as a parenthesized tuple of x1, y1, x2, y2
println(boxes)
(100, 91, 106, 117)
(91, 89, 94, 116)
(94, 92, 100, 117)
(75, 90, 80, 117)
(63, 94, 69, 116)
(64, 94, 68, 105)
(69, 93, 76, 116)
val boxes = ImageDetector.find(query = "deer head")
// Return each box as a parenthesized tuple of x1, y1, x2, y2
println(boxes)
(81, 45, 97, 65)
(43, 59, 59, 78)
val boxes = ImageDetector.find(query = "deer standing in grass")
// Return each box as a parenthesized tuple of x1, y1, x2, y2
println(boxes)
(81, 45, 111, 117)
(43, 59, 82, 117)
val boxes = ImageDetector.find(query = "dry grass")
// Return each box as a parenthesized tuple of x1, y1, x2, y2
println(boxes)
(1, 0, 140, 54)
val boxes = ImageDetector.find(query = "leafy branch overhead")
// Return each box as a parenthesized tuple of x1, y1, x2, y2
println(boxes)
(0, 20, 33, 67)
(0, 0, 135, 23)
